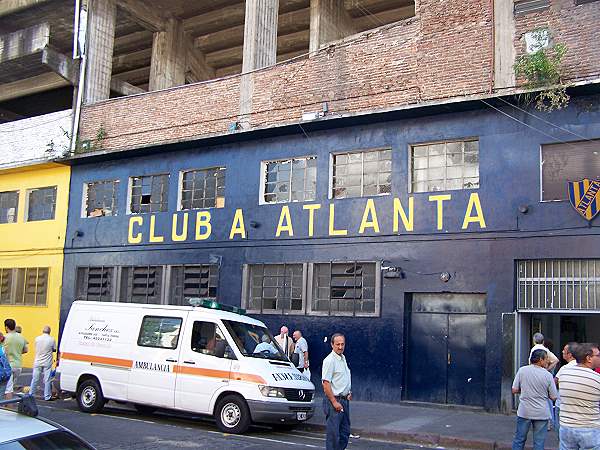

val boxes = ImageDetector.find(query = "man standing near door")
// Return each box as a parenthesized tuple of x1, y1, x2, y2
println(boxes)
(511, 349, 558, 450)
(275, 326, 294, 359)
(530, 333, 559, 372)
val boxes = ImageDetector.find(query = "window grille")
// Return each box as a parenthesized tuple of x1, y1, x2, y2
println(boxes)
(0, 191, 18, 224)
(130, 174, 169, 214)
(76, 266, 114, 301)
(0, 268, 13, 304)
(180, 167, 226, 210)
(410, 139, 479, 193)
(27, 186, 57, 221)
(85, 180, 119, 217)
(262, 156, 316, 204)
(169, 265, 218, 305)
(1, 268, 48, 306)
(247, 264, 304, 313)
(332, 149, 391, 199)
(517, 260, 600, 311)
(514, 0, 549, 14)
(120, 266, 163, 304)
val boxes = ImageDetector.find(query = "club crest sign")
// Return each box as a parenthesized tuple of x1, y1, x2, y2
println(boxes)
(568, 178, 600, 221)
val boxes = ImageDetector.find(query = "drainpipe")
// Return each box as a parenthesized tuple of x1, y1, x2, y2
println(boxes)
(70, 0, 89, 155)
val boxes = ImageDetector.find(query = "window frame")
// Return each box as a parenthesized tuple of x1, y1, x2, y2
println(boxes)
(25, 186, 57, 222)
(329, 148, 392, 200)
(408, 138, 480, 194)
(75, 266, 116, 302)
(177, 166, 226, 211)
(82, 180, 120, 218)
(168, 264, 219, 305)
(0, 267, 49, 306)
(127, 173, 170, 215)
(137, 315, 183, 349)
(189, 320, 231, 358)
(119, 265, 164, 304)
(0, 190, 19, 224)
(259, 155, 317, 205)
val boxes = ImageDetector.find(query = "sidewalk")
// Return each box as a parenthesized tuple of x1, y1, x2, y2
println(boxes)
(299, 397, 560, 450)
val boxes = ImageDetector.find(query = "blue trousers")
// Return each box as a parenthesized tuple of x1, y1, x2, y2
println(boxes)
(560, 425, 600, 450)
(512, 416, 549, 450)
(324, 398, 351, 450)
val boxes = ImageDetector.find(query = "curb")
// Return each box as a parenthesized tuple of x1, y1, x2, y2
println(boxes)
(296, 423, 558, 450)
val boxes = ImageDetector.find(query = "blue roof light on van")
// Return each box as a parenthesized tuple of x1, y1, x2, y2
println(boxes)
(187, 297, 247, 315)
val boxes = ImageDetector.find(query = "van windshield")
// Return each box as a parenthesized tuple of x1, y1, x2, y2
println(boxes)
(222, 320, 288, 361)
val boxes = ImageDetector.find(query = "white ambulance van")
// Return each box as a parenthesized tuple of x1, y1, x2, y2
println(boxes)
(59, 300, 315, 434)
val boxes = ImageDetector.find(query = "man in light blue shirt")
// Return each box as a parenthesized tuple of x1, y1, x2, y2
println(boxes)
(322, 333, 351, 450)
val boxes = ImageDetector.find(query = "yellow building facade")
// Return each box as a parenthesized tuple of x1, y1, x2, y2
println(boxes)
(0, 163, 70, 368)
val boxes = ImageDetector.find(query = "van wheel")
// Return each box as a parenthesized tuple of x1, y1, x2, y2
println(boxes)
(134, 404, 157, 415)
(215, 395, 251, 434)
(77, 379, 105, 413)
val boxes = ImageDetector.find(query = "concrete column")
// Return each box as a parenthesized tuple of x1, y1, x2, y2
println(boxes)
(241, 0, 279, 73)
(149, 17, 186, 91)
(84, 0, 116, 103)
(493, 0, 516, 89)
(309, 0, 356, 53)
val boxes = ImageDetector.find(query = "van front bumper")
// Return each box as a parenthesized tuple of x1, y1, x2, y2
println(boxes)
(247, 399, 315, 424)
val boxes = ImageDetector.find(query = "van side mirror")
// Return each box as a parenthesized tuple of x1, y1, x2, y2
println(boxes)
(214, 340, 226, 358)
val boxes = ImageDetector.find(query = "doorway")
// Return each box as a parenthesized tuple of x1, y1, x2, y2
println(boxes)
(404, 293, 487, 407)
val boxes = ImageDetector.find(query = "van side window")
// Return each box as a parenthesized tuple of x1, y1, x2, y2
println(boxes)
(137, 316, 182, 349)
(191, 321, 232, 358)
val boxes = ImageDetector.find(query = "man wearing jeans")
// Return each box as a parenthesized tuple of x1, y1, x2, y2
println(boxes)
(322, 333, 351, 450)
(512, 349, 558, 450)
(558, 342, 600, 449)
(29, 326, 56, 401)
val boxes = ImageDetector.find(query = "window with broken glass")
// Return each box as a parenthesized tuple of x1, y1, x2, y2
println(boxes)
(332, 149, 392, 199)
(76, 266, 115, 301)
(169, 264, 219, 305)
(120, 266, 163, 304)
(410, 139, 479, 193)
(27, 186, 57, 221)
(0, 267, 48, 306)
(312, 262, 378, 316)
(246, 264, 305, 313)
(180, 167, 226, 210)
(130, 174, 169, 214)
(85, 180, 119, 217)
(0, 191, 19, 224)
(262, 156, 316, 204)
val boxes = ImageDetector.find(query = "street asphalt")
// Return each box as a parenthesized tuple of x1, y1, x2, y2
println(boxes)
(34, 398, 432, 450)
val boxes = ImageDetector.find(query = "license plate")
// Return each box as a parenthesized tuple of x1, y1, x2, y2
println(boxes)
(296, 412, 307, 421)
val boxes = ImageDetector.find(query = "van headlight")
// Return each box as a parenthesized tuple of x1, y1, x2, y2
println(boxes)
(258, 385, 285, 398)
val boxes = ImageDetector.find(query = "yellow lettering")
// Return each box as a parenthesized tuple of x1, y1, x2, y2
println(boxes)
(149, 215, 164, 243)
(229, 209, 246, 239)
(462, 192, 487, 229)
(276, 206, 294, 237)
(195, 211, 212, 240)
(393, 197, 414, 232)
(171, 213, 188, 242)
(359, 199, 380, 234)
(128, 216, 143, 244)
(303, 204, 321, 237)
(429, 194, 452, 230)
(328, 204, 347, 236)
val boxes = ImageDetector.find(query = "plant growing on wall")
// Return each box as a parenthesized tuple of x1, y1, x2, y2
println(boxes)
(514, 29, 569, 111)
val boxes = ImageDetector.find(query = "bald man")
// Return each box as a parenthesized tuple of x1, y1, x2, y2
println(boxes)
(29, 325, 56, 401)
(274, 326, 295, 358)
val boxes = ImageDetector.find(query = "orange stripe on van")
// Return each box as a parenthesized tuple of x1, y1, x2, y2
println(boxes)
(173, 366, 230, 379)
(60, 352, 132, 368)
(231, 372, 266, 384)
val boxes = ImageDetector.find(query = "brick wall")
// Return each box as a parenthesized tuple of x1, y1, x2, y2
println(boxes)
(79, 0, 598, 153)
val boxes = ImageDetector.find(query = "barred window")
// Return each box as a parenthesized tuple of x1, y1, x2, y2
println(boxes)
(261, 156, 316, 204)
(246, 264, 304, 313)
(0, 268, 48, 306)
(332, 149, 391, 199)
(85, 180, 119, 217)
(169, 265, 219, 305)
(120, 266, 163, 304)
(76, 266, 114, 301)
(180, 167, 226, 210)
(137, 316, 182, 349)
(130, 174, 169, 214)
(0, 191, 19, 224)
(27, 186, 57, 221)
(312, 262, 378, 316)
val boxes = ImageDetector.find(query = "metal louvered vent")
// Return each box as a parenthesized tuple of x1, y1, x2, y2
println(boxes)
(514, 0, 549, 15)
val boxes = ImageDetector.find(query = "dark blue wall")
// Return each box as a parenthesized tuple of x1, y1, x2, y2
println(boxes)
(62, 96, 600, 410)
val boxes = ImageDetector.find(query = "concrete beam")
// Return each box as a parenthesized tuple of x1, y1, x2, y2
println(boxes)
(113, 66, 149, 85)
(149, 17, 186, 91)
(0, 22, 49, 63)
(117, 0, 166, 32)
(309, 0, 356, 53)
(0, 0, 50, 17)
(84, 0, 117, 103)
(112, 47, 152, 73)
(494, 0, 516, 89)
(242, 0, 279, 73)
(113, 30, 153, 54)
(183, 3, 246, 34)
(0, 107, 25, 122)
(41, 46, 79, 84)
(110, 77, 145, 95)
(0, 72, 69, 102)
(184, 39, 214, 83)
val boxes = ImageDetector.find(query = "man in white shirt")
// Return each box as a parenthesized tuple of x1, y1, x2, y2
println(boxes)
(29, 326, 56, 401)
(554, 342, 578, 434)
(274, 326, 294, 359)
(530, 333, 559, 372)
(293, 330, 309, 373)
(322, 333, 351, 450)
